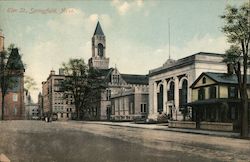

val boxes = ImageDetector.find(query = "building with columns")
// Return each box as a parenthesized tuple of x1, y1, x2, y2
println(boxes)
(148, 53, 228, 120)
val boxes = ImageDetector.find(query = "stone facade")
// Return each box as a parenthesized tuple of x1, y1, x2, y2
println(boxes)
(148, 53, 228, 121)
(110, 86, 148, 121)
(42, 70, 75, 120)
(87, 22, 149, 121)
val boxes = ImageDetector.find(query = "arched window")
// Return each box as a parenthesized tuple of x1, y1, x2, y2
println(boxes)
(168, 81, 175, 101)
(180, 79, 188, 106)
(98, 43, 104, 57)
(157, 84, 163, 113)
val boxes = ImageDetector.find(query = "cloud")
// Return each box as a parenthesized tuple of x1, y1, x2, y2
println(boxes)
(21, 8, 113, 102)
(47, 8, 112, 35)
(111, 0, 144, 15)
(108, 34, 229, 75)
(156, 34, 229, 61)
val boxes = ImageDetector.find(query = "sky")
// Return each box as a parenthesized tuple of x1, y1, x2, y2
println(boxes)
(0, 0, 247, 102)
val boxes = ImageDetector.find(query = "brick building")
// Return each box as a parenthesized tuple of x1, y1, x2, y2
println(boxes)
(0, 30, 25, 120)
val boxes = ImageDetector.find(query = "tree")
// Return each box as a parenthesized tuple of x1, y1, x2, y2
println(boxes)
(61, 58, 106, 120)
(24, 75, 38, 92)
(221, 2, 250, 137)
(0, 45, 24, 120)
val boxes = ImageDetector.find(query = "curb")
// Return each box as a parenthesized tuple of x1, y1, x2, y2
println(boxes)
(85, 122, 240, 138)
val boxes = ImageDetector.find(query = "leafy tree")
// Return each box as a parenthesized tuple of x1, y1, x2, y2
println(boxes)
(221, 2, 250, 137)
(0, 45, 24, 120)
(61, 58, 106, 120)
(24, 75, 38, 91)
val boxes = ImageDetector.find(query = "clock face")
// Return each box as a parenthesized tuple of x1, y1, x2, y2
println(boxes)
(98, 43, 104, 57)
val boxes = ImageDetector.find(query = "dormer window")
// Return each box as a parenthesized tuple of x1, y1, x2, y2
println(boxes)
(202, 77, 206, 84)
(112, 75, 120, 84)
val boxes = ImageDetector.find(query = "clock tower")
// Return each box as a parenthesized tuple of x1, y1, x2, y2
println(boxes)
(88, 21, 109, 69)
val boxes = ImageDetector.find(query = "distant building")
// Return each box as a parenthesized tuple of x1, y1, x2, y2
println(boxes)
(38, 92, 43, 117)
(24, 89, 39, 119)
(87, 22, 149, 121)
(42, 69, 75, 120)
(148, 53, 228, 121)
(0, 30, 25, 120)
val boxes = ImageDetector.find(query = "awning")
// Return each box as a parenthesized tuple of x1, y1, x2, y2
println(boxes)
(185, 99, 241, 106)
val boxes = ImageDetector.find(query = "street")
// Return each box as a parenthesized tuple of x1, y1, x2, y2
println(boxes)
(0, 121, 249, 162)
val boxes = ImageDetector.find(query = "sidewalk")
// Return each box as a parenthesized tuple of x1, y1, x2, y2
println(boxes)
(84, 121, 240, 138)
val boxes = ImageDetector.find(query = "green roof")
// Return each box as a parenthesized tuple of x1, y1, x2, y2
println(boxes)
(205, 72, 250, 84)
(93, 21, 104, 36)
(191, 72, 250, 88)
(7, 48, 25, 70)
(120, 74, 148, 85)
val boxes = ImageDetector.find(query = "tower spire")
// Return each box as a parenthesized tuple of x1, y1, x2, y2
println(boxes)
(93, 21, 104, 36)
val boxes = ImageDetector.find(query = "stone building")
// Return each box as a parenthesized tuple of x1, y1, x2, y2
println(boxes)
(148, 53, 228, 121)
(87, 22, 149, 121)
(42, 69, 75, 120)
(111, 85, 148, 121)
(0, 30, 25, 120)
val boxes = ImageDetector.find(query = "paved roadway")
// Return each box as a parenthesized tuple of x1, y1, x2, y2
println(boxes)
(0, 120, 249, 162)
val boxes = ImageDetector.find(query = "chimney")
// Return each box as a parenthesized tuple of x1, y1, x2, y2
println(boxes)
(59, 68, 64, 75)
(227, 63, 234, 75)
(0, 29, 4, 52)
(50, 70, 55, 75)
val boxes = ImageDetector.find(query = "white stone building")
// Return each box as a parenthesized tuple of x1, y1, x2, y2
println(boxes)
(148, 53, 228, 120)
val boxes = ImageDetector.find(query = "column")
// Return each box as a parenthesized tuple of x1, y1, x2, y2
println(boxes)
(163, 80, 168, 113)
(153, 82, 158, 114)
(174, 77, 179, 109)
(174, 77, 179, 120)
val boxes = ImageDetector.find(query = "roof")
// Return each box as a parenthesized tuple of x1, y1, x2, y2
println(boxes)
(149, 52, 224, 77)
(93, 21, 104, 36)
(186, 98, 241, 106)
(6, 48, 25, 70)
(190, 72, 250, 88)
(97, 68, 113, 77)
(120, 74, 148, 85)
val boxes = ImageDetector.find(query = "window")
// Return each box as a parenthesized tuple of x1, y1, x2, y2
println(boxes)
(66, 113, 69, 118)
(209, 86, 216, 99)
(130, 103, 134, 114)
(141, 104, 147, 113)
(70, 108, 72, 112)
(106, 89, 111, 100)
(13, 107, 17, 116)
(202, 77, 206, 84)
(168, 82, 175, 101)
(98, 43, 104, 57)
(198, 88, 205, 100)
(13, 93, 18, 102)
(143, 104, 147, 113)
(61, 113, 63, 118)
(112, 75, 120, 84)
(228, 86, 238, 98)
